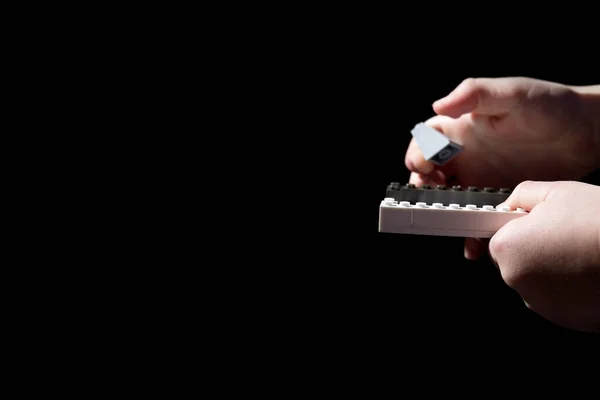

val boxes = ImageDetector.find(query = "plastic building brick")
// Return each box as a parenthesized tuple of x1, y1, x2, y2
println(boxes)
(385, 182, 512, 208)
(411, 122, 463, 166)
(378, 198, 527, 238)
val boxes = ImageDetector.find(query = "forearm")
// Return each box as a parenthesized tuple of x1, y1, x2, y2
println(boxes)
(571, 85, 600, 167)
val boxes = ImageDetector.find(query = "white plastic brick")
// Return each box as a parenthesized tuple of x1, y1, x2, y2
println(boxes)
(378, 198, 527, 238)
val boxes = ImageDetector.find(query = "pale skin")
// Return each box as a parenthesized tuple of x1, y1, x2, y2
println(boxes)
(491, 180, 600, 333)
(404, 77, 600, 332)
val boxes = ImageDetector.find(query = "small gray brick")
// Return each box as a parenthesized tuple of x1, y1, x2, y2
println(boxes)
(411, 122, 463, 166)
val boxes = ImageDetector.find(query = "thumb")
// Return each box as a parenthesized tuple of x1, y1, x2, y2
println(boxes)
(432, 77, 523, 118)
(502, 180, 556, 212)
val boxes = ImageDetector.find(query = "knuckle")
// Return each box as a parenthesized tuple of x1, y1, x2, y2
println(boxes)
(488, 234, 503, 258)
(406, 149, 424, 166)
(405, 145, 419, 170)
(515, 179, 536, 189)
(461, 77, 480, 93)
(460, 77, 486, 108)
(489, 224, 512, 257)
(489, 226, 522, 288)
(405, 156, 414, 171)
(461, 77, 477, 88)
(512, 179, 535, 197)
(500, 265, 523, 289)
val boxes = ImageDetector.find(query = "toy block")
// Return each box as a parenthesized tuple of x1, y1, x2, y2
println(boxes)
(411, 122, 463, 166)
(385, 182, 512, 208)
(378, 198, 527, 238)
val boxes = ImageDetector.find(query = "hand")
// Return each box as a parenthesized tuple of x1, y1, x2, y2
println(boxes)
(489, 180, 600, 333)
(405, 77, 599, 187)
(404, 77, 600, 258)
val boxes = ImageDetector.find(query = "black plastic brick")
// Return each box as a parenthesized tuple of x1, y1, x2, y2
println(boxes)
(385, 182, 512, 207)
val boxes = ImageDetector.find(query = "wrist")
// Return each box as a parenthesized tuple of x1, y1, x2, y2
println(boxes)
(571, 85, 600, 169)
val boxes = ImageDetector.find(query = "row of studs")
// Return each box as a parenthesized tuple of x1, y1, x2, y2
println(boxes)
(383, 198, 525, 212)
(388, 183, 512, 193)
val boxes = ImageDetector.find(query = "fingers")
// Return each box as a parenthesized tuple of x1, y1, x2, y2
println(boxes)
(464, 237, 488, 260)
(408, 170, 447, 187)
(503, 180, 555, 212)
(432, 77, 525, 118)
(405, 115, 455, 175)
(405, 138, 434, 175)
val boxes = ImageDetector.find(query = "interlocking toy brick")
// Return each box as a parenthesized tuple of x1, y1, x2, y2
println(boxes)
(378, 198, 527, 238)
(381, 121, 523, 237)
(411, 122, 463, 166)
(386, 182, 512, 208)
